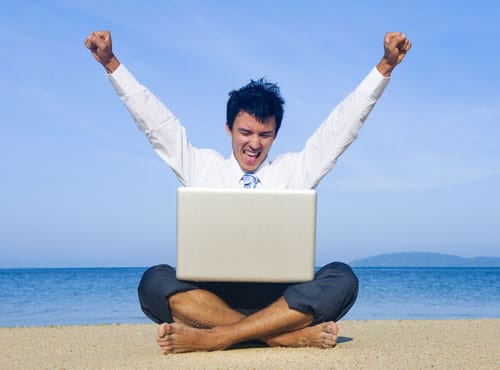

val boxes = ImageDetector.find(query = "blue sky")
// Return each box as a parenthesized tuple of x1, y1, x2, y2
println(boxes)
(0, 1, 498, 267)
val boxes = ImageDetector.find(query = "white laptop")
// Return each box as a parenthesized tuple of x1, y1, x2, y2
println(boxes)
(175, 187, 317, 282)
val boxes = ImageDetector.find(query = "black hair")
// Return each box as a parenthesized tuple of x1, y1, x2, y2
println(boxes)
(226, 78, 285, 134)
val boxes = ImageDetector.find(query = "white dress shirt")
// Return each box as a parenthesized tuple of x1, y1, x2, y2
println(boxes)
(108, 65, 390, 189)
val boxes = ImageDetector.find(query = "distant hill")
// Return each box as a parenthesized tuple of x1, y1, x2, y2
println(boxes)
(350, 252, 500, 267)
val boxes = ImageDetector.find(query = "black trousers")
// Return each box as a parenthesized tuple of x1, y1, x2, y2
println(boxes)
(138, 262, 358, 326)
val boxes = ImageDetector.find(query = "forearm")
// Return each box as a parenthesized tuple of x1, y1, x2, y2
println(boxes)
(376, 58, 396, 77)
(313, 69, 387, 154)
(103, 55, 121, 74)
(300, 67, 390, 187)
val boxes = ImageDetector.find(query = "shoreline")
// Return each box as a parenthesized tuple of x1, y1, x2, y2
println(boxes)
(1, 319, 499, 369)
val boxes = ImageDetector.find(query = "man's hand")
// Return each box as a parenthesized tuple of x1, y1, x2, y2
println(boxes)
(84, 31, 120, 73)
(376, 32, 412, 77)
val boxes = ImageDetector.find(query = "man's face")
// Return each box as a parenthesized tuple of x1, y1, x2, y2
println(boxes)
(226, 111, 277, 172)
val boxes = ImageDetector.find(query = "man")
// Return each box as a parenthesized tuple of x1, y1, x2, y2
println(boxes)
(85, 30, 411, 354)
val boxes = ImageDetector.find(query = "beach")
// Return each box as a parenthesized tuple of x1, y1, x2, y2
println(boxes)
(1, 319, 498, 369)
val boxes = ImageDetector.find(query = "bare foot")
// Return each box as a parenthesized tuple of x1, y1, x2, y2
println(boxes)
(156, 323, 231, 354)
(265, 321, 339, 349)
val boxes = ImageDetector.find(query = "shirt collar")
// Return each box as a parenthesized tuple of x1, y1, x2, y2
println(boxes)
(227, 153, 270, 186)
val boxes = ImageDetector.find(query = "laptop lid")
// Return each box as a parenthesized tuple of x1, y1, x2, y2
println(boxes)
(176, 187, 317, 282)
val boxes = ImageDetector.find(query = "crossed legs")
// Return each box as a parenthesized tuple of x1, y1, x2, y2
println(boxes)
(157, 289, 338, 354)
(138, 262, 358, 354)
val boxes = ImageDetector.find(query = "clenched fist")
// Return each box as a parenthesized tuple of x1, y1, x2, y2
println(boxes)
(377, 32, 412, 77)
(84, 31, 120, 73)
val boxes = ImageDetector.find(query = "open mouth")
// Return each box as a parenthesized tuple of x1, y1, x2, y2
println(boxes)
(243, 149, 260, 165)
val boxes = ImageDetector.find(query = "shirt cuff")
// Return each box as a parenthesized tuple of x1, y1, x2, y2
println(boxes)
(107, 64, 138, 97)
(361, 67, 391, 100)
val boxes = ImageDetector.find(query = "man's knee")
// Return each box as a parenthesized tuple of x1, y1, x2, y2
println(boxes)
(138, 264, 174, 297)
(313, 262, 359, 323)
(137, 264, 176, 324)
(320, 262, 359, 295)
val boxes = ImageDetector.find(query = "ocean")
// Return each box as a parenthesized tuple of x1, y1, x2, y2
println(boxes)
(1, 267, 499, 327)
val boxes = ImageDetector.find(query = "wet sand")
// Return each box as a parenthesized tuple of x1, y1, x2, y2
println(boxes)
(1, 319, 498, 369)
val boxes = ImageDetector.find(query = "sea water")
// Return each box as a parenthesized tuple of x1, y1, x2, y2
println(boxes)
(347, 267, 500, 320)
(0, 268, 147, 327)
(0, 267, 499, 327)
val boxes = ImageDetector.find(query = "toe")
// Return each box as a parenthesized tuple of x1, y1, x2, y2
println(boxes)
(157, 323, 169, 338)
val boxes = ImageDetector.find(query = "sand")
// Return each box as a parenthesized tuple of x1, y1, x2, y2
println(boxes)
(1, 320, 498, 369)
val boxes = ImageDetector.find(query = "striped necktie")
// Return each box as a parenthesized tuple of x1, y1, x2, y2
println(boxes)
(241, 173, 258, 188)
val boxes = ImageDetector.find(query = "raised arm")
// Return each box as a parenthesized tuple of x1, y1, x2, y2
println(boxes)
(84, 31, 121, 74)
(83, 30, 203, 186)
(376, 32, 412, 77)
(286, 32, 411, 188)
